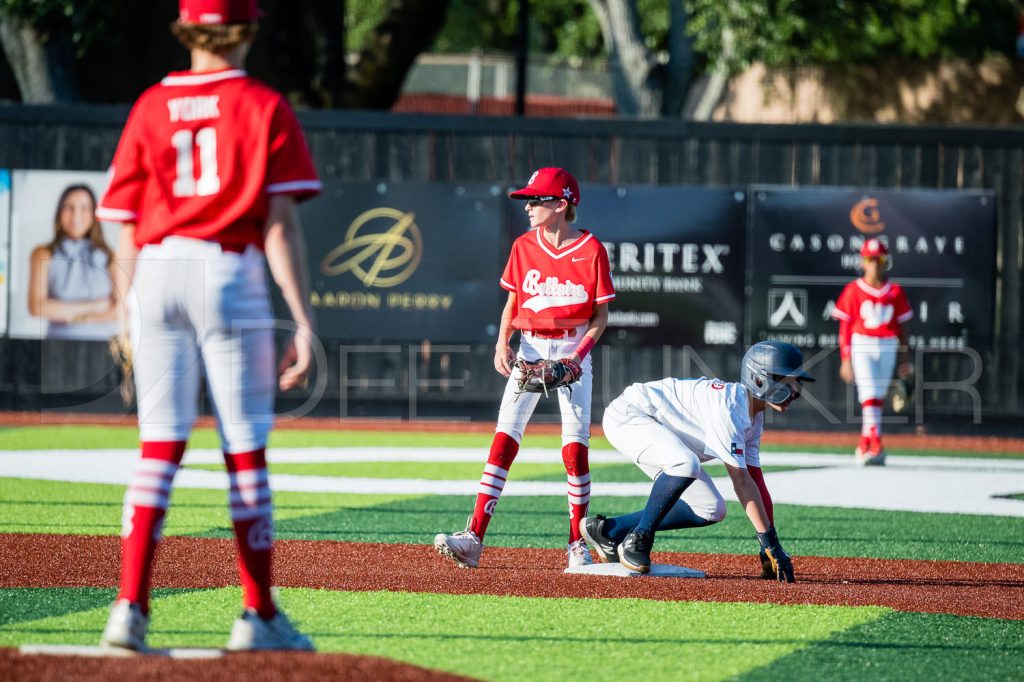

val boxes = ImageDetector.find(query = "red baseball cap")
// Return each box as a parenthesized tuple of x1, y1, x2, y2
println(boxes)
(860, 238, 888, 258)
(179, 0, 261, 24)
(508, 168, 580, 205)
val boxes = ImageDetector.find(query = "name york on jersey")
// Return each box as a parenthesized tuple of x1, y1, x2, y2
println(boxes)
(167, 96, 221, 122)
(521, 268, 589, 312)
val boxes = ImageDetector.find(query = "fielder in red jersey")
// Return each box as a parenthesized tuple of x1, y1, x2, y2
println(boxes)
(434, 167, 615, 570)
(97, 0, 319, 652)
(831, 238, 912, 465)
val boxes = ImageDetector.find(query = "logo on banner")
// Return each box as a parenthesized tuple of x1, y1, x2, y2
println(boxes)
(321, 207, 423, 288)
(850, 197, 885, 234)
(768, 289, 808, 328)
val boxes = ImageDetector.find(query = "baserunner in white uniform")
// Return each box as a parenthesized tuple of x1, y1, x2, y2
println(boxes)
(580, 340, 811, 582)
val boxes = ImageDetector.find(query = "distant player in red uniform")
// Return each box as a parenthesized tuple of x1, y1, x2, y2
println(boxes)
(831, 238, 912, 466)
(96, 0, 320, 652)
(434, 167, 615, 569)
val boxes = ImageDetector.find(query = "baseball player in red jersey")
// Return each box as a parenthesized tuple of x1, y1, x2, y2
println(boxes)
(434, 167, 615, 570)
(96, 0, 320, 652)
(832, 238, 912, 466)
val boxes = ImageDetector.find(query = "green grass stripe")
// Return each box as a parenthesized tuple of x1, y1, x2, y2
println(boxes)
(0, 425, 608, 451)
(1, 424, 1020, 458)
(2, 478, 1022, 563)
(0, 587, 888, 681)
(187, 460, 801, 481)
(737, 610, 1024, 681)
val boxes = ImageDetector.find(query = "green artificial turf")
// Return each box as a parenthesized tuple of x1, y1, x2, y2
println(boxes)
(1, 588, 1019, 681)
(738, 610, 1024, 681)
(0, 587, 885, 681)
(2, 477, 1022, 564)
(186, 460, 801, 481)
(2, 424, 1020, 458)
(0, 425, 606, 452)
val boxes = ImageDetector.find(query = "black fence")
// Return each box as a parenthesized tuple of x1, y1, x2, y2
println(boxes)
(0, 105, 1021, 433)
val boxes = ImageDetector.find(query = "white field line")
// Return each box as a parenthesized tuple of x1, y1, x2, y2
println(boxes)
(1, 448, 1023, 517)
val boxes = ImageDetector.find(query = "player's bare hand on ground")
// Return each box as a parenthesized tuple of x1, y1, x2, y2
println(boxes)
(757, 528, 796, 583)
(494, 345, 516, 376)
(278, 331, 313, 391)
(839, 359, 854, 384)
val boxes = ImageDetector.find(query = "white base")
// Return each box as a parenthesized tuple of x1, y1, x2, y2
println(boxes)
(564, 562, 705, 578)
(18, 644, 224, 659)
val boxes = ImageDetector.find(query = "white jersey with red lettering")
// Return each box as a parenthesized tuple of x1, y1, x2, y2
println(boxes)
(500, 228, 615, 332)
(615, 377, 763, 469)
(98, 68, 320, 250)
(831, 278, 912, 338)
(98, 68, 320, 453)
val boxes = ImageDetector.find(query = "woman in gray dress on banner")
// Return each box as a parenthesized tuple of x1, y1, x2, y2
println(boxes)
(28, 184, 118, 339)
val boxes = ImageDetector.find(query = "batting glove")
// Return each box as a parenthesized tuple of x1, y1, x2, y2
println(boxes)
(756, 527, 795, 583)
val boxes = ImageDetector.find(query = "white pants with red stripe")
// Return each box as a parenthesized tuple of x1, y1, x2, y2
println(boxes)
(129, 237, 276, 453)
(494, 327, 592, 446)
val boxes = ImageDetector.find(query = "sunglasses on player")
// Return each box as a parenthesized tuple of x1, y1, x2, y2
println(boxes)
(762, 376, 803, 406)
(525, 196, 562, 208)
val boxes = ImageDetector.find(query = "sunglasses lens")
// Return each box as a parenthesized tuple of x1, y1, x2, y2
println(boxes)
(764, 383, 796, 405)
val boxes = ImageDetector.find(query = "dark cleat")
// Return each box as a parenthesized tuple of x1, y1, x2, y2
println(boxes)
(617, 529, 654, 573)
(579, 515, 619, 563)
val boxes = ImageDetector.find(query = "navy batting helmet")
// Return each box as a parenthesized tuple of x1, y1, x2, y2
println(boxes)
(741, 340, 815, 405)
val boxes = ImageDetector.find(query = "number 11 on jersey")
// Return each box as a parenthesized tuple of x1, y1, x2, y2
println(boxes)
(172, 127, 220, 197)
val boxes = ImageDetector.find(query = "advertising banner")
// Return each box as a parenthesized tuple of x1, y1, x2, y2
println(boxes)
(300, 181, 505, 343)
(747, 186, 997, 350)
(576, 185, 748, 347)
(7, 170, 120, 340)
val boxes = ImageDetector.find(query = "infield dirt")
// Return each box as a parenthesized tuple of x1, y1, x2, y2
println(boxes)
(3, 534, 1021, 620)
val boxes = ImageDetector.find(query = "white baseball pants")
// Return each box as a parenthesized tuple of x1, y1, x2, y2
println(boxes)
(129, 237, 276, 453)
(601, 397, 727, 524)
(495, 328, 592, 447)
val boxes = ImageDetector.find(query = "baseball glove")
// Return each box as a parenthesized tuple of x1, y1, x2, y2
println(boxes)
(756, 527, 795, 583)
(514, 358, 583, 397)
(108, 333, 134, 407)
(890, 374, 914, 414)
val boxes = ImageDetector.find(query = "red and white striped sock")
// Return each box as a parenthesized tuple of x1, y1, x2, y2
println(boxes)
(118, 440, 186, 614)
(562, 442, 590, 543)
(469, 432, 519, 540)
(862, 399, 883, 437)
(225, 448, 276, 619)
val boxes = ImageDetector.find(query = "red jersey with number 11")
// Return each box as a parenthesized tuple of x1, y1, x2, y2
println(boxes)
(500, 229, 615, 331)
(98, 69, 320, 249)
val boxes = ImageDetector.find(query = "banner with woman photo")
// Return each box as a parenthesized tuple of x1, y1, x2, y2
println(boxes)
(7, 170, 122, 340)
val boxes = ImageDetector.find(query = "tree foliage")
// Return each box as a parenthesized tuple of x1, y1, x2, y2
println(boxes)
(683, 0, 1015, 73)
(0, 0, 107, 55)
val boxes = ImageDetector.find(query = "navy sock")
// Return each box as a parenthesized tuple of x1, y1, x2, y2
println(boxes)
(604, 498, 710, 543)
(636, 473, 694, 533)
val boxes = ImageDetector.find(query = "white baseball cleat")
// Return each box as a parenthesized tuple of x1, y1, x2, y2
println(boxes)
(566, 539, 594, 568)
(226, 608, 315, 652)
(100, 599, 149, 651)
(433, 518, 483, 568)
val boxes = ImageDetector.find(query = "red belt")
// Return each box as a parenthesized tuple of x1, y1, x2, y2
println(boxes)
(523, 328, 577, 339)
